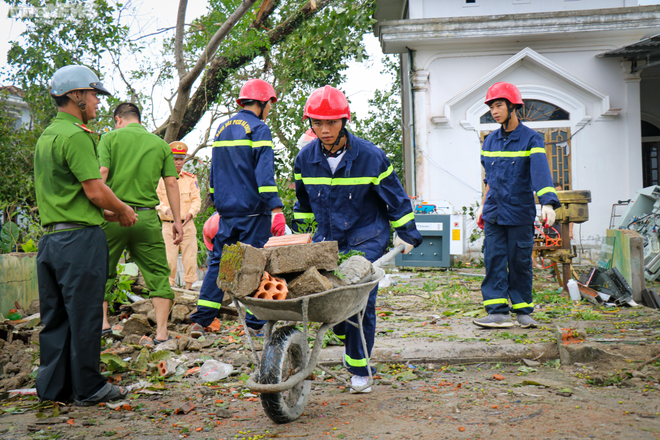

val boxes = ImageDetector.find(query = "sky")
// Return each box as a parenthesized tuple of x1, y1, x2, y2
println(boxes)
(0, 0, 390, 153)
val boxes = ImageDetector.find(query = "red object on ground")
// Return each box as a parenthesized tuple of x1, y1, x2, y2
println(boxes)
(205, 317, 221, 332)
(254, 272, 288, 300)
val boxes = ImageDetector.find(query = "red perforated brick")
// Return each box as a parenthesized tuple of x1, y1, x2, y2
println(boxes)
(254, 271, 288, 300)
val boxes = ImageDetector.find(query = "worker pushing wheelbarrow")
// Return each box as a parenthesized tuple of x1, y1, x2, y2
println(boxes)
(227, 244, 405, 424)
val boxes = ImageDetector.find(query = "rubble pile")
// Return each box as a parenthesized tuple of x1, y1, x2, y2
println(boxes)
(219, 239, 375, 300)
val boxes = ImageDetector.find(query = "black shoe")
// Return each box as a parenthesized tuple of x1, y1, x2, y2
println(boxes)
(74, 385, 127, 407)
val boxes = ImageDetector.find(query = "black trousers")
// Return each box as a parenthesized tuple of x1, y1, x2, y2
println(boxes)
(36, 226, 109, 401)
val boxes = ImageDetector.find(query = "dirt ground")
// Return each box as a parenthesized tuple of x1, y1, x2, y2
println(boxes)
(2, 266, 660, 439)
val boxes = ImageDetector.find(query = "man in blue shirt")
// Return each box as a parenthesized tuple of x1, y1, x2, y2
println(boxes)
(293, 86, 422, 392)
(475, 82, 560, 329)
(188, 79, 285, 337)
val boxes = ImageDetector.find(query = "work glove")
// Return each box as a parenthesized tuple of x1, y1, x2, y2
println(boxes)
(271, 212, 286, 236)
(475, 205, 484, 230)
(541, 205, 556, 228)
(393, 235, 414, 254)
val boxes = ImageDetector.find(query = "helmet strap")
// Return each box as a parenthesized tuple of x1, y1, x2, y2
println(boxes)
(68, 90, 89, 125)
(257, 100, 268, 120)
(502, 102, 514, 132)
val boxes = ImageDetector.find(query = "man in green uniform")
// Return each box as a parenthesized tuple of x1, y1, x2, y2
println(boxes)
(34, 65, 138, 405)
(99, 103, 183, 343)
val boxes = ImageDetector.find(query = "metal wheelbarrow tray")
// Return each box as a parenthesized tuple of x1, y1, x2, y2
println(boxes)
(238, 267, 385, 323)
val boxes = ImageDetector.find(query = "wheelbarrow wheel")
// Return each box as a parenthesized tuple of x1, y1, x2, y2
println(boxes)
(259, 325, 311, 424)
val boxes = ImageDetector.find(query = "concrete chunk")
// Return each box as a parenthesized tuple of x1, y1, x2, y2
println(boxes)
(217, 243, 266, 298)
(170, 304, 189, 324)
(288, 267, 334, 299)
(264, 241, 338, 275)
(335, 255, 373, 285)
(121, 314, 153, 337)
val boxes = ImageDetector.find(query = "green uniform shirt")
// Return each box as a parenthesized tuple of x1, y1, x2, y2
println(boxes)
(98, 123, 178, 207)
(34, 112, 104, 227)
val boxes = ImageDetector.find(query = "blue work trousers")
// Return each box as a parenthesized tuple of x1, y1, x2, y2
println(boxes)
(481, 220, 535, 315)
(333, 284, 378, 377)
(190, 215, 269, 329)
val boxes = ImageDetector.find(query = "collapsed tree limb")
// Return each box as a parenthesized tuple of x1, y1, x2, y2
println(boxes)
(154, 0, 332, 140)
(164, 0, 259, 143)
(174, 0, 189, 80)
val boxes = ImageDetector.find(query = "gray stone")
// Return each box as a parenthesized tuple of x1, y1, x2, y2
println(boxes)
(170, 305, 189, 324)
(187, 339, 203, 351)
(335, 255, 373, 285)
(218, 243, 266, 299)
(3, 362, 19, 375)
(153, 338, 178, 352)
(287, 267, 334, 298)
(319, 270, 347, 289)
(522, 359, 541, 367)
(124, 334, 142, 345)
(264, 241, 339, 275)
(130, 299, 154, 315)
(232, 354, 251, 367)
(216, 408, 233, 418)
(178, 335, 191, 351)
(147, 309, 157, 325)
(27, 299, 40, 316)
(4, 372, 28, 390)
(121, 314, 153, 337)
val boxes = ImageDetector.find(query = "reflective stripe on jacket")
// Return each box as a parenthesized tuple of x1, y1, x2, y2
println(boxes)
(209, 109, 283, 216)
(481, 123, 560, 225)
(293, 132, 421, 262)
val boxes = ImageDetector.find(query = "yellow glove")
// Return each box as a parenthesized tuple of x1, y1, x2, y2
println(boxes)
(394, 235, 414, 254)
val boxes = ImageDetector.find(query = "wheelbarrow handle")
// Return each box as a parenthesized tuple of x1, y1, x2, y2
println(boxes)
(373, 244, 405, 268)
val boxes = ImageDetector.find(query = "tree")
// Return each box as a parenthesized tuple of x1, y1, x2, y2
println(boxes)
(1, 0, 377, 238)
(352, 56, 404, 183)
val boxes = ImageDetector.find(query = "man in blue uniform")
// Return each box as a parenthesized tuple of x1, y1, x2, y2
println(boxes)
(293, 85, 422, 393)
(474, 82, 560, 329)
(188, 79, 285, 337)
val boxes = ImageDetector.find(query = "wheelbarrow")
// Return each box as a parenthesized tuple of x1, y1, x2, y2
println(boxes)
(229, 245, 403, 424)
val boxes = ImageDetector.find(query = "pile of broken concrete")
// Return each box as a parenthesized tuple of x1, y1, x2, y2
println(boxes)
(217, 238, 374, 300)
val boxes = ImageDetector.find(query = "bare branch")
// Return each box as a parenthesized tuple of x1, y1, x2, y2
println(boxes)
(174, 0, 189, 79)
(109, 51, 138, 103)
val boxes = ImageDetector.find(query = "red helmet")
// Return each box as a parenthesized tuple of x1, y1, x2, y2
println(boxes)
(236, 79, 277, 107)
(303, 86, 350, 121)
(202, 213, 220, 251)
(485, 82, 523, 106)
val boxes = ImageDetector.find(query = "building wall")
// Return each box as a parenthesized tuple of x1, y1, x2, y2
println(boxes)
(413, 41, 647, 245)
(410, 0, 638, 19)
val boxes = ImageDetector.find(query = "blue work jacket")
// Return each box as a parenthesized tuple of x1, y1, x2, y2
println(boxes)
(209, 109, 283, 217)
(293, 131, 422, 262)
(481, 123, 560, 225)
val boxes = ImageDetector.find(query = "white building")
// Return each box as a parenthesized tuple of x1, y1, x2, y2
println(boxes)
(374, 0, 660, 249)
(0, 85, 30, 130)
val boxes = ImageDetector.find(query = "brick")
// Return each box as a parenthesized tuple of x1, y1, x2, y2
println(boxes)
(217, 243, 266, 298)
(335, 255, 373, 285)
(264, 233, 312, 248)
(287, 267, 334, 299)
(264, 241, 338, 275)
(158, 359, 180, 377)
(254, 272, 288, 300)
(175, 401, 196, 415)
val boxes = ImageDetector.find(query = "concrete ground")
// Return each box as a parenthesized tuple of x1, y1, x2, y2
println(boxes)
(1, 264, 660, 439)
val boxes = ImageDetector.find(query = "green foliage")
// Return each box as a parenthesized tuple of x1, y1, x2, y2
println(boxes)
(422, 280, 439, 294)
(100, 353, 128, 372)
(352, 55, 403, 181)
(461, 202, 484, 243)
(106, 264, 134, 312)
(0, 221, 19, 253)
(20, 238, 38, 253)
(337, 249, 366, 265)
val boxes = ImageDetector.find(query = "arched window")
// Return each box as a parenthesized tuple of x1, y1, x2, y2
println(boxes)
(480, 100, 570, 124)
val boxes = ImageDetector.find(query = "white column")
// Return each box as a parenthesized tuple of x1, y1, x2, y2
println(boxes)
(623, 61, 643, 194)
(411, 70, 429, 200)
